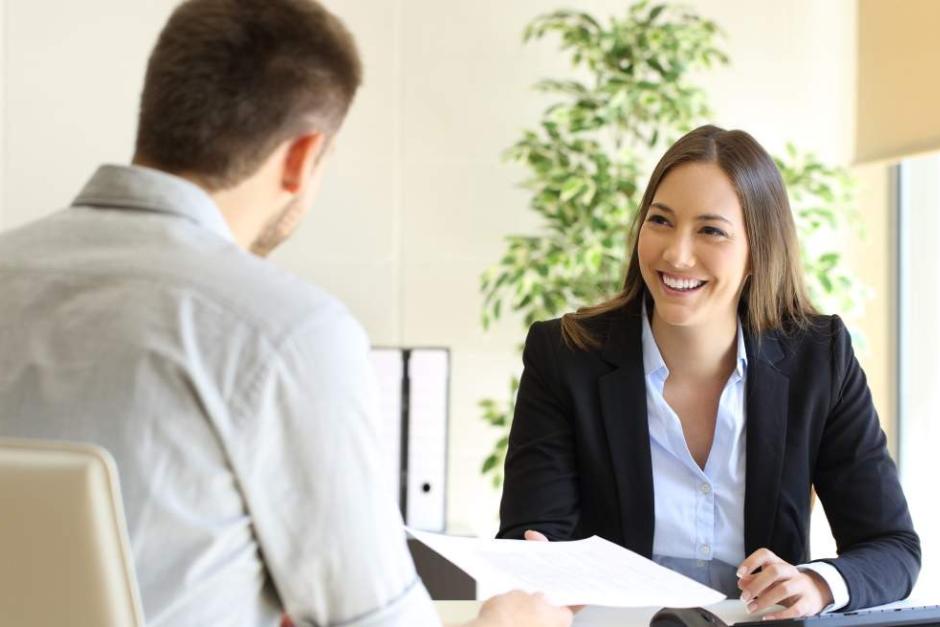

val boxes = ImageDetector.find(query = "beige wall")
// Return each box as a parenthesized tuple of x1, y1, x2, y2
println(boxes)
(1, 1, 165, 228)
(0, 0, 892, 538)
(0, 0, 5, 232)
(857, 0, 940, 163)
(844, 164, 894, 450)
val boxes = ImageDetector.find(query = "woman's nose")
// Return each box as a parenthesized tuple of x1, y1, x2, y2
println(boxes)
(662, 233, 696, 269)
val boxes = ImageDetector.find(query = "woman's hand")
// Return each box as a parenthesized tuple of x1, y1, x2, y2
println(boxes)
(736, 548, 833, 620)
(524, 530, 549, 542)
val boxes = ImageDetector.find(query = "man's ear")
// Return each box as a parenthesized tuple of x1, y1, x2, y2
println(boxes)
(281, 132, 327, 194)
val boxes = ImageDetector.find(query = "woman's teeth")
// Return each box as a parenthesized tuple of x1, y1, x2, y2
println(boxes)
(661, 273, 705, 291)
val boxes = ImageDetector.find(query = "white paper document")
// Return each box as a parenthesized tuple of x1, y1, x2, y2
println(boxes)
(407, 528, 726, 608)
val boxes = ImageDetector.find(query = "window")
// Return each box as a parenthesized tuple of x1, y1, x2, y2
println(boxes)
(897, 154, 940, 596)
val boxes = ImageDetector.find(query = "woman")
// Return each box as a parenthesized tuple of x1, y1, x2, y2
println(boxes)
(497, 125, 919, 619)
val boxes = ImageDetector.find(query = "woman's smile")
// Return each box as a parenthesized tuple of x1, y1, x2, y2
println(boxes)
(658, 271, 708, 295)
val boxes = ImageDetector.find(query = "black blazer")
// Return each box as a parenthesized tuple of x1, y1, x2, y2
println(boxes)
(497, 302, 920, 611)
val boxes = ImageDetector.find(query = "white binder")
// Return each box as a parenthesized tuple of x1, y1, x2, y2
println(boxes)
(369, 347, 448, 531)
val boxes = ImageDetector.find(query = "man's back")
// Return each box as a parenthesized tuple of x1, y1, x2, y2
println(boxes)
(0, 165, 435, 626)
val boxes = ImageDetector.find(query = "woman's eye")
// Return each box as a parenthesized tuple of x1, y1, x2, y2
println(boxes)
(701, 226, 727, 238)
(647, 214, 669, 225)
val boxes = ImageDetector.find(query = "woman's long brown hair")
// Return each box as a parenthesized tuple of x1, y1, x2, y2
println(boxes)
(561, 125, 818, 350)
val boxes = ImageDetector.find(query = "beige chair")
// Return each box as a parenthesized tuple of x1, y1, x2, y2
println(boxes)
(0, 438, 145, 626)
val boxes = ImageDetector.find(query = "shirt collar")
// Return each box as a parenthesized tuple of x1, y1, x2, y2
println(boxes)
(641, 300, 668, 377)
(640, 299, 748, 379)
(71, 164, 235, 243)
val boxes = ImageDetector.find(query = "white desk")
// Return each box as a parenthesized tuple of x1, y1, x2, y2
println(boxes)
(436, 598, 935, 627)
(436, 600, 754, 626)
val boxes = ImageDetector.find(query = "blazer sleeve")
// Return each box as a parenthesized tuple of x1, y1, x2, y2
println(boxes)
(497, 320, 581, 540)
(812, 315, 921, 610)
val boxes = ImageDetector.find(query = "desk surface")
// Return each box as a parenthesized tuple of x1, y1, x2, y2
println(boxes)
(436, 600, 755, 626)
(436, 598, 934, 627)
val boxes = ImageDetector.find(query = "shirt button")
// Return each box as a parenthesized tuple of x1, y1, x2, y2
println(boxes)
(700, 483, 712, 495)
(700, 544, 711, 556)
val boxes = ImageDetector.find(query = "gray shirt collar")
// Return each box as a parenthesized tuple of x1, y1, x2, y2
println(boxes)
(71, 164, 235, 242)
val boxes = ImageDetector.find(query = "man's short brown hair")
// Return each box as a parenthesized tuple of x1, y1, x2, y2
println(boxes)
(134, 0, 362, 190)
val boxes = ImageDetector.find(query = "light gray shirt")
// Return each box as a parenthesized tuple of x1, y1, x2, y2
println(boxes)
(0, 165, 438, 627)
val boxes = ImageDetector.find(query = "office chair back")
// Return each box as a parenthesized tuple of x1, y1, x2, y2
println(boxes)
(0, 437, 145, 626)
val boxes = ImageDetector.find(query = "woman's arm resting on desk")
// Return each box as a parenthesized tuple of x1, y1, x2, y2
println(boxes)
(811, 316, 921, 610)
(736, 548, 832, 619)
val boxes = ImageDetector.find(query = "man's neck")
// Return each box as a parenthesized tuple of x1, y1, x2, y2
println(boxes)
(132, 157, 271, 252)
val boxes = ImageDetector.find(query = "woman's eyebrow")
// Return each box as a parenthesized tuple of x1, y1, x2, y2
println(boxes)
(650, 201, 733, 225)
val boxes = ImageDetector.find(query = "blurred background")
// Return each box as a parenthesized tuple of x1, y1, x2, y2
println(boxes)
(0, 0, 936, 597)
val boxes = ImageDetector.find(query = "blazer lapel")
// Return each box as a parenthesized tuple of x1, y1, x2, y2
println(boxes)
(743, 333, 790, 554)
(598, 307, 655, 557)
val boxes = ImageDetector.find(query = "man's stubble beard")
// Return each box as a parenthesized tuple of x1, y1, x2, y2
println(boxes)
(249, 136, 331, 258)
(249, 195, 307, 258)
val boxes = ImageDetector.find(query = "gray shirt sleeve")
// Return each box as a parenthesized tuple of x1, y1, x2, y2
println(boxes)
(222, 309, 440, 626)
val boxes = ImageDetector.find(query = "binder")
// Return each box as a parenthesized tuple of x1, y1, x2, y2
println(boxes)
(369, 347, 449, 531)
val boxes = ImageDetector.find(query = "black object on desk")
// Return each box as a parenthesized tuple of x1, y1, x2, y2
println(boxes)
(650, 605, 940, 627)
(651, 607, 726, 626)
(734, 604, 940, 626)
(407, 538, 475, 600)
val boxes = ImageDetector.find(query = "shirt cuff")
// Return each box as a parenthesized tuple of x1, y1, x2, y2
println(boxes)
(797, 561, 850, 613)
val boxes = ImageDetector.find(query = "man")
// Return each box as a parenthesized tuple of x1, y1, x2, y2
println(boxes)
(0, 1, 572, 626)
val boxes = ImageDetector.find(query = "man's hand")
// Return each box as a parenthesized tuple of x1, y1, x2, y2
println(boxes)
(737, 548, 833, 620)
(465, 590, 572, 627)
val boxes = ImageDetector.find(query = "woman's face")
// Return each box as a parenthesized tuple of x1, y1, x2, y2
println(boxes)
(637, 161, 750, 330)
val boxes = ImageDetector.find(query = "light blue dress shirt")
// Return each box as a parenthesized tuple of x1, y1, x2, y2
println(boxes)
(641, 303, 849, 610)
(642, 302, 747, 595)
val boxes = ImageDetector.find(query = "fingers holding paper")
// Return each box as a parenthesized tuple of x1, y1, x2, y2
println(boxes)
(736, 548, 833, 619)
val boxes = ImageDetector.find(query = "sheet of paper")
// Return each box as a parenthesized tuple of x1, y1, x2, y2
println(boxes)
(407, 528, 726, 608)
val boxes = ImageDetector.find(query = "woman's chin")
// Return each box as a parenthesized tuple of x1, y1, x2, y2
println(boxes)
(650, 301, 702, 328)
